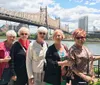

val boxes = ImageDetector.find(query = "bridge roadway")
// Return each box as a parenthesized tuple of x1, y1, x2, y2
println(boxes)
(0, 12, 70, 34)
(0, 12, 46, 27)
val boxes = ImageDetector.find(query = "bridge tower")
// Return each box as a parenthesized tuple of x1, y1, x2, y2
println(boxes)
(40, 6, 49, 39)
(55, 17, 60, 29)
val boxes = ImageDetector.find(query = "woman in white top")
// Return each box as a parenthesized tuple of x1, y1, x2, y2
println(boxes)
(26, 26, 48, 85)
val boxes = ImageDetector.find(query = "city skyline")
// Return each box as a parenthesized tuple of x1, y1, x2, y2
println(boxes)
(0, 0, 100, 32)
(78, 16, 88, 32)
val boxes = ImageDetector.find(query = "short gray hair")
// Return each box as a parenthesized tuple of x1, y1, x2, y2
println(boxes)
(18, 27, 30, 35)
(37, 26, 48, 34)
(6, 30, 17, 37)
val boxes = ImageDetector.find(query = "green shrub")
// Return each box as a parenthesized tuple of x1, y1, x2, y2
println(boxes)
(93, 81, 100, 85)
(94, 68, 100, 74)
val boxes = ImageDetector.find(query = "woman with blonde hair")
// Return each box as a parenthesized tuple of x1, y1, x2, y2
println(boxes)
(44, 29, 71, 85)
(10, 27, 30, 85)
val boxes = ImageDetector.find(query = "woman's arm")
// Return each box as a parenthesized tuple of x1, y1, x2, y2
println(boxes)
(93, 55, 100, 61)
(0, 59, 3, 63)
(0, 57, 11, 63)
(9, 43, 17, 79)
(58, 60, 73, 67)
(26, 44, 34, 79)
(72, 69, 94, 82)
(46, 47, 59, 67)
(26, 44, 35, 85)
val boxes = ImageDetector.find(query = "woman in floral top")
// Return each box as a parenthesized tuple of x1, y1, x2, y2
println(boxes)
(69, 28, 95, 85)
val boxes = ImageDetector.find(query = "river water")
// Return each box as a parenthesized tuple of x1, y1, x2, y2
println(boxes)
(47, 40, 100, 65)
(0, 39, 100, 65)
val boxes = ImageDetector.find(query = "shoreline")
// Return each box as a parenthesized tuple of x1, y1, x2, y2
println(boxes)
(0, 36, 100, 42)
(48, 39, 100, 42)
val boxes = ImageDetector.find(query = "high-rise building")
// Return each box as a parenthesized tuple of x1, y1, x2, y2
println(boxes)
(78, 16, 88, 32)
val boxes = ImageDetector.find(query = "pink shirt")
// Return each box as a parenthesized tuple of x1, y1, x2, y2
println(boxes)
(4, 47, 10, 68)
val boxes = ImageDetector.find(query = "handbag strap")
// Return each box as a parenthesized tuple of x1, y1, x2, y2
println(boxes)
(74, 46, 90, 75)
(84, 46, 89, 75)
(18, 41, 26, 53)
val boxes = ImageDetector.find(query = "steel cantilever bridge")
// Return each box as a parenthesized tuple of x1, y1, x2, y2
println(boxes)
(0, 7, 70, 34)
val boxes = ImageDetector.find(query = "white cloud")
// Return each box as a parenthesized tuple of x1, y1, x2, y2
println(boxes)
(74, 0, 83, 3)
(39, 0, 55, 6)
(74, 0, 100, 5)
(85, 1, 96, 5)
(85, 0, 100, 5)
(95, 0, 100, 3)
(92, 20, 100, 30)
(89, 2, 96, 5)
(0, 0, 100, 32)
(0, 0, 55, 12)
(47, 5, 100, 31)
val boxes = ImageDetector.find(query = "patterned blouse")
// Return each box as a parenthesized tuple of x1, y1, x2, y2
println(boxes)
(69, 44, 94, 77)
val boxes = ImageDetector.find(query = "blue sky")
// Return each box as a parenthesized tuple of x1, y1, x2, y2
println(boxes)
(54, 0, 100, 9)
(0, 0, 100, 33)
(54, 0, 80, 8)
(47, 0, 100, 31)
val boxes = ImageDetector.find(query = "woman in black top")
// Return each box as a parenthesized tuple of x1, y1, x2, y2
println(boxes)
(10, 27, 30, 85)
(44, 29, 72, 85)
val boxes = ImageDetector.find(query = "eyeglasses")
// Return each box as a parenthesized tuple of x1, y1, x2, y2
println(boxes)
(39, 32, 46, 35)
(76, 37, 86, 39)
(21, 33, 28, 35)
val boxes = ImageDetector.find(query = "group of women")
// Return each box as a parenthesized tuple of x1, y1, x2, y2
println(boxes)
(0, 26, 100, 85)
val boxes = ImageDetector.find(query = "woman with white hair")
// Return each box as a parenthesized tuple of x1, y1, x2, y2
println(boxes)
(26, 26, 48, 85)
(10, 27, 30, 85)
(0, 30, 16, 85)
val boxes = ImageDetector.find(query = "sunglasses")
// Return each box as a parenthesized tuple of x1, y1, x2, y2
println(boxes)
(39, 32, 46, 35)
(21, 33, 28, 35)
(56, 35, 61, 37)
(76, 37, 86, 39)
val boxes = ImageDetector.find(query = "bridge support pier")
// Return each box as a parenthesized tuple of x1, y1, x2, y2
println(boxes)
(46, 26, 49, 40)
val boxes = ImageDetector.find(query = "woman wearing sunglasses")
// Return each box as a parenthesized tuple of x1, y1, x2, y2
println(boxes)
(68, 28, 95, 85)
(10, 27, 30, 85)
(26, 26, 48, 85)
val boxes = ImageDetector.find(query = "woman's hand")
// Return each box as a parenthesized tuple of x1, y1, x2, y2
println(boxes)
(0, 57, 11, 63)
(72, 68, 95, 83)
(4, 57, 11, 62)
(58, 61, 64, 66)
(84, 75, 93, 82)
(29, 78, 34, 85)
(58, 60, 72, 67)
(63, 60, 73, 66)
(0, 59, 4, 63)
(11, 76, 17, 81)
(66, 80, 72, 85)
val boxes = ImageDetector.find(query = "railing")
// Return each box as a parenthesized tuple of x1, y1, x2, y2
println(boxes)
(94, 59, 100, 78)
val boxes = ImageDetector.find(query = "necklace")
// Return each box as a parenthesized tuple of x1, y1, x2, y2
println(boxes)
(58, 51, 66, 61)
(58, 51, 64, 57)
